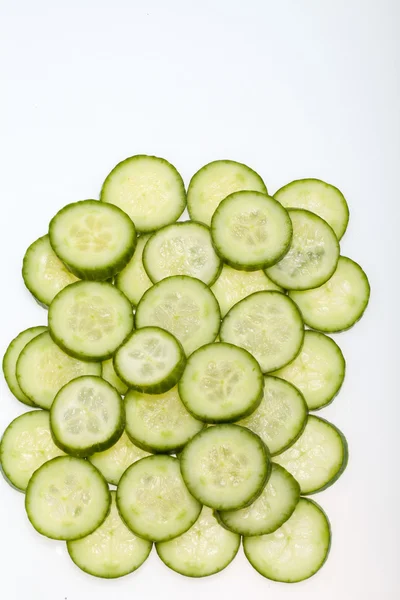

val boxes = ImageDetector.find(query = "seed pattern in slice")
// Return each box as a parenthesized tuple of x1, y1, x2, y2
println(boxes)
(115, 234, 152, 307)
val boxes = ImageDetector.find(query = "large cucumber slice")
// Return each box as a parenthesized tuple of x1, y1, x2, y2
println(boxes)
(115, 234, 153, 307)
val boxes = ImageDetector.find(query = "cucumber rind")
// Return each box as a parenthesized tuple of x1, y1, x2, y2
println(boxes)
(114, 233, 153, 307)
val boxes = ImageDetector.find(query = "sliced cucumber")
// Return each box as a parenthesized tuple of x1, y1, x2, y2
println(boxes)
(178, 342, 263, 423)
(217, 463, 300, 536)
(16, 332, 101, 409)
(180, 424, 270, 510)
(273, 330, 345, 410)
(100, 155, 186, 232)
(3, 326, 47, 406)
(50, 376, 125, 457)
(211, 191, 292, 270)
(211, 264, 283, 317)
(187, 160, 267, 226)
(22, 235, 79, 306)
(238, 376, 308, 455)
(143, 221, 221, 284)
(116, 455, 201, 542)
(67, 491, 152, 579)
(135, 275, 220, 355)
(49, 200, 136, 280)
(48, 281, 133, 360)
(25, 456, 111, 540)
(289, 256, 370, 332)
(125, 386, 204, 453)
(274, 178, 349, 240)
(89, 431, 151, 486)
(266, 209, 340, 290)
(243, 498, 331, 582)
(274, 415, 348, 494)
(101, 358, 128, 395)
(115, 234, 153, 307)
(0, 411, 65, 492)
(220, 291, 304, 373)
(114, 327, 186, 394)
(157, 506, 240, 578)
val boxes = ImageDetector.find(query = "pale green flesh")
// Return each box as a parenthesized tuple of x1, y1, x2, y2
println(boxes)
(101, 359, 128, 395)
(115, 234, 152, 306)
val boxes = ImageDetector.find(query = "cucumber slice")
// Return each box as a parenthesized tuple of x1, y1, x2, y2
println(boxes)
(125, 386, 204, 453)
(238, 376, 308, 455)
(273, 330, 345, 410)
(67, 491, 152, 579)
(25, 456, 111, 540)
(187, 160, 267, 226)
(156, 506, 240, 578)
(116, 455, 201, 542)
(274, 178, 349, 240)
(49, 200, 136, 280)
(48, 281, 133, 360)
(135, 275, 220, 355)
(115, 234, 152, 307)
(180, 424, 270, 510)
(211, 264, 283, 317)
(101, 359, 128, 395)
(89, 431, 151, 486)
(178, 342, 263, 423)
(266, 209, 340, 290)
(220, 291, 304, 373)
(3, 326, 47, 406)
(217, 463, 300, 536)
(114, 327, 186, 394)
(289, 256, 370, 332)
(211, 191, 292, 270)
(16, 332, 101, 409)
(50, 376, 125, 457)
(0, 411, 65, 492)
(274, 415, 348, 494)
(243, 498, 331, 582)
(100, 155, 186, 232)
(143, 221, 221, 285)
(22, 235, 79, 306)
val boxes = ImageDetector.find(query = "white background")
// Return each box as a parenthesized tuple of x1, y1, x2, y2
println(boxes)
(0, 1, 399, 599)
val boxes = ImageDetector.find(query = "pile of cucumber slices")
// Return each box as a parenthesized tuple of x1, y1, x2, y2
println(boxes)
(1, 155, 370, 582)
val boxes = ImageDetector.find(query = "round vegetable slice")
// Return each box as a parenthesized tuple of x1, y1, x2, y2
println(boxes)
(116, 455, 201, 542)
(115, 234, 153, 306)
(156, 506, 240, 577)
(100, 155, 186, 232)
(220, 291, 304, 373)
(101, 359, 128, 395)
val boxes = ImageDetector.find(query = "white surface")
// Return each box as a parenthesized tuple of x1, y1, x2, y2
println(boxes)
(0, 1, 398, 598)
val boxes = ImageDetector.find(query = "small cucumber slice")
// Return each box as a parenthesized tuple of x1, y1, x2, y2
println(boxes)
(116, 455, 201, 542)
(25, 456, 111, 540)
(125, 386, 204, 453)
(16, 332, 101, 409)
(217, 463, 300, 536)
(100, 155, 186, 232)
(67, 491, 152, 579)
(273, 330, 345, 410)
(238, 376, 308, 455)
(211, 191, 292, 270)
(22, 235, 79, 306)
(243, 498, 331, 582)
(187, 160, 267, 226)
(178, 342, 263, 423)
(49, 200, 136, 280)
(115, 234, 153, 306)
(180, 424, 270, 511)
(220, 291, 304, 373)
(274, 178, 349, 240)
(135, 275, 220, 355)
(101, 359, 128, 395)
(48, 281, 133, 361)
(3, 326, 47, 406)
(50, 376, 125, 457)
(114, 327, 186, 394)
(156, 506, 240, 578)
(274, 415, 348, 494)
(0, 410, 65, 492)
(289, 256, 370, 332)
